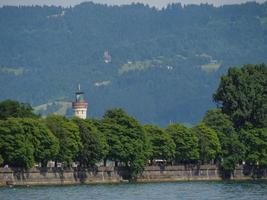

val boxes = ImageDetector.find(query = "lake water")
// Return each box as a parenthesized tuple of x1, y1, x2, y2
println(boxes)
(1, 181, 267, 200)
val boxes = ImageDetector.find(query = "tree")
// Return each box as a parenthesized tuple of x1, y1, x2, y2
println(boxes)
(0, 119, 35, 168)
(144, 125, 175, 161)
(166, 124, 199, 163)
(17, 118, 59, 167)
(214, 64, 267, 129)
(102, 108, 151, 179)
(72, 118, 108, 167)
(240, 128, 267, 167)
(96, 121, 124, 164)
(45, 115, 81, 165)
(203, 109, 244, 176)
(193, 123, 221, 164)
(0, 100, 37, 120)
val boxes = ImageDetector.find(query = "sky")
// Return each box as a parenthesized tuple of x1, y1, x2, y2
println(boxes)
(0, 0, 266, 8)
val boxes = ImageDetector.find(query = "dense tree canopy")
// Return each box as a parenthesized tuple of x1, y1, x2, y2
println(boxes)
(96, 121, 124, 164)
(193, 123, 221, 164)
(203, 109, 244, 175)
(102, 108, 151, 178)
(214, 64, 267, 129)
(45, 115, 81, 165)
(17, 118, 59, 167)
(166, 124, 199, 163)
(0, 119, 35, 168)
(73, 118, 108, 167)
(240, 128, 267, 167)
(144, 125, 175, 161)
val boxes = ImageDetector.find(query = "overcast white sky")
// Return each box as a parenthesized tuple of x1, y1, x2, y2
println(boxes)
(0, 0, 266, 8)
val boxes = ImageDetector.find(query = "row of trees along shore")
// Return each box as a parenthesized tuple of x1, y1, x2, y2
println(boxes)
(0, 64, 266, 179)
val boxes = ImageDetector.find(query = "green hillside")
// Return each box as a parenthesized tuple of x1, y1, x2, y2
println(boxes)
(34, 101, 72, 117)
(0, 2, 267, 125)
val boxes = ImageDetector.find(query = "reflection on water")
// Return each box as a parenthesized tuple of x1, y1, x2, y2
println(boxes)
(0, 181, 267, 200)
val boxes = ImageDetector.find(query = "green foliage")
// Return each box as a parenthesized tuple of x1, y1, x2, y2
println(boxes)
(203, 109, 234, 135)
(72, 118, 108, 167)
(214, 64, 267, 129)
(203, 109, 244, 176)
(16, 118, 59, 167)
(193, 123, 221, 164)
(97, 122, 125, 163)
(0, 100, 37, 120)
(0, 119, 35, 168)
(166, 124, 199, 163)
(45, 115, 81, 165)
(144, 125, 175, 161)
(240, 128, 267, 167)
(102, 108, 151, 179)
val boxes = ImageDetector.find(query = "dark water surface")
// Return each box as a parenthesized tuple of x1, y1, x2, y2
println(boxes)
(1, 181, 267, 200)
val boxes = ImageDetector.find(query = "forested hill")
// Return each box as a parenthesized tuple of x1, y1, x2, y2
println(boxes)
(0, 2, 267, 126)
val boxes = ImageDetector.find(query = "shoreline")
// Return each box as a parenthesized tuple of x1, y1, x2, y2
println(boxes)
(1, 165, 267, 187)
(2, 178, 267, 188)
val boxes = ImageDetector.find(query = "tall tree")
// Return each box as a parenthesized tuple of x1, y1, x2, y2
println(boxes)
(102, 108, 151, 179)
(45, 115, 81, 165)
(17, 118, 59, 167)
(240, 128, 267, 168)
(203, 109, 244, 176)
(193, 123, 221, 164)
(0, 119, 35, 168)
(144, 125, 175, 162)
(72, 118, 108, 167)
(97, 121, 124, 165)
(166, 124, 199, 164)
(214, 64, 267, 129)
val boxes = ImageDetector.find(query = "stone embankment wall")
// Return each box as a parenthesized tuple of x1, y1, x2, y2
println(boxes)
(0, 166, 122, 186)
(138, 165, 261, 182)
(0, 165, 266, 186)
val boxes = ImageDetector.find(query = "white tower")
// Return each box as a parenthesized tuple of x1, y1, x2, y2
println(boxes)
(72, 84, 88, 119)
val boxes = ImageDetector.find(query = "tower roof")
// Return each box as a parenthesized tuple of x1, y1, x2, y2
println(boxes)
(74, 84, 86, 102)
(76, 84, 84, 94)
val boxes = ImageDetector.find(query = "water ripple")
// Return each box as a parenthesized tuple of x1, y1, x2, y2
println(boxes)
(1, 181, 267, 200)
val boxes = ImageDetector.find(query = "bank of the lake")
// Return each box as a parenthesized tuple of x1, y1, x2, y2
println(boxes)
(1, 165, 267, 187)
(1, 181, 267, 200)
